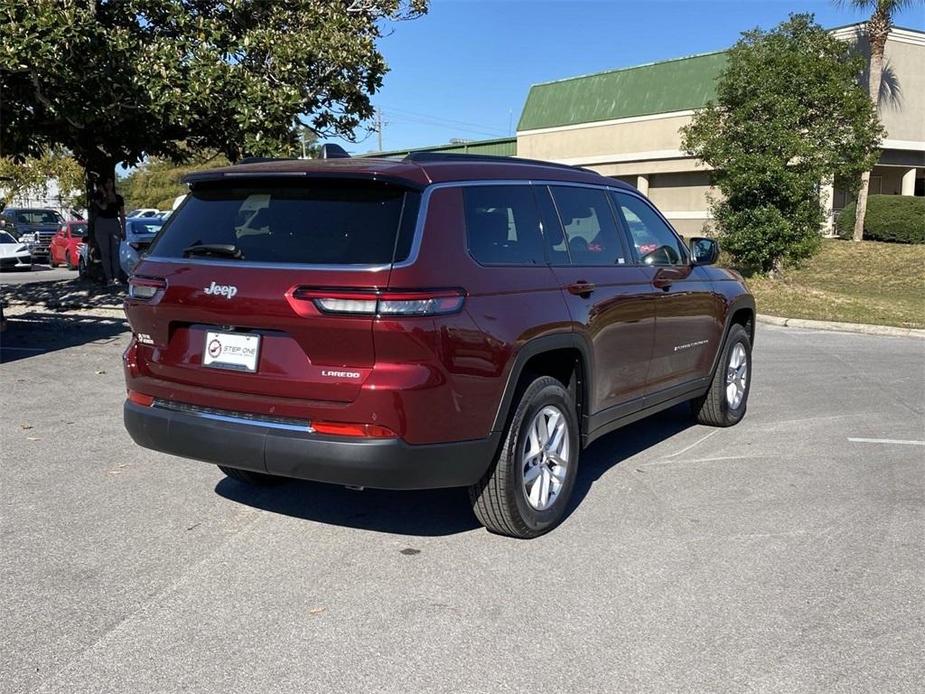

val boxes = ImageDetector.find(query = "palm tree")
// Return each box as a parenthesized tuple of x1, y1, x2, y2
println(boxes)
(840, 1, 918, 241)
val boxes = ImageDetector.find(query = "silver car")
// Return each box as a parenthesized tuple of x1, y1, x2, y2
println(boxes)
(119, 218, 164, 276)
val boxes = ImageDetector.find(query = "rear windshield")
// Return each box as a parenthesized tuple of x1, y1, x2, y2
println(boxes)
(147, 180, 420, 265)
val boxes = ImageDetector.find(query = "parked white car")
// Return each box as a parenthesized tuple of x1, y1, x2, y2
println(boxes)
(0, 230, 32, 270)
(126, 208, 161, 219)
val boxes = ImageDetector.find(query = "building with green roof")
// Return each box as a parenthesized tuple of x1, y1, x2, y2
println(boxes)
(369, 23, 923, 235)
(516, 24, 923, 234)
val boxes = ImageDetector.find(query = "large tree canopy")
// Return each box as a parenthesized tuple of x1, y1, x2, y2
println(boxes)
(681, 14, 882, 273)
(0, 0, 426, 179)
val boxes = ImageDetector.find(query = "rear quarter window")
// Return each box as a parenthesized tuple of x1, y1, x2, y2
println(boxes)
(147, 180, 420, 265)
(462, 185, 545, 266)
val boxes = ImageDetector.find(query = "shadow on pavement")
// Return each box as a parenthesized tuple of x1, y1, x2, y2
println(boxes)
(0, 311, 129, 363)
(216, 478, 481, 537)
(215, 404, 695, 537)
(0, 277, 123, 311)
(564, 403, 694, 517)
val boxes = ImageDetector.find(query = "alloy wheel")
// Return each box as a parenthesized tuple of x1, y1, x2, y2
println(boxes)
(521, 405, 570, 511)
(726, 342, 748, 409)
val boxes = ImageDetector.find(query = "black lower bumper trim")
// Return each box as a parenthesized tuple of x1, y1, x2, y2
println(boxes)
(124, 401, 498, 490)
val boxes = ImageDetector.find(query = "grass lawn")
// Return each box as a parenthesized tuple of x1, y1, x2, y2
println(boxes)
(743, 239, 925, 329)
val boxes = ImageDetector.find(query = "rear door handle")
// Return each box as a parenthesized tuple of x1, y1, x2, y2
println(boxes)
(567, 281, 596, 297)
(653, 276, 673, 290)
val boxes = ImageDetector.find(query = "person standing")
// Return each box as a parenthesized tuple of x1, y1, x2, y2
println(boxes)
(92, 177, 126, 285)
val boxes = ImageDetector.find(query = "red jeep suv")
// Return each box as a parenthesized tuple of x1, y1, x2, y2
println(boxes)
(123, 152, 754, 538)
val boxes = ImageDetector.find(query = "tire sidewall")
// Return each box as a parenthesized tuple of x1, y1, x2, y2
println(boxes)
(507, 380, 580, 533)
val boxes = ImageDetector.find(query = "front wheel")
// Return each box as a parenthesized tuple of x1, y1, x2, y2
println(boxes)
(66, 251, 77, 271)
(469, 375, 580, 538)
(218, 465, 284, 486)
(692, 323, 752, 427)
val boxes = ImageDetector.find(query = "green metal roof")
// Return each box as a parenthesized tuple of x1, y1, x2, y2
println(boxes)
(517, 51, 728, 132)
(365, 137, 517, 159)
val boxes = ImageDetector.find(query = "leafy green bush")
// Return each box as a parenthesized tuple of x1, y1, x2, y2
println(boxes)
(837, 195, 925, 244)
(714, 201, 821, 273)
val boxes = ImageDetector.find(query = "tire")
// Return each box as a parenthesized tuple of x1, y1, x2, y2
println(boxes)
(49, 254, 59, 268)
(469, 375, 580, 539)
(218, 465, 284, 486)
(78, 256, 87, 278)
(692, 323, 752, 427)
(66, 251, 77, 271)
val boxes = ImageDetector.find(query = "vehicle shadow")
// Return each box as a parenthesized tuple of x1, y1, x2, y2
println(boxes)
(214, 404, 694, 538)
(215, 477, 480, 537)
(0, 277, 122, 312)
(564, 404, 694, 516)
(0, 311, 129, 363)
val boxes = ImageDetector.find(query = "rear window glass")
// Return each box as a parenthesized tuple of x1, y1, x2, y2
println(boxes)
(147, 180, 420, 265)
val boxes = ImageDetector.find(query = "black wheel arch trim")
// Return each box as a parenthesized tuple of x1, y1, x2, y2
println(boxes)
(490, 332, 593, 436)
(708, 294, 756, 380)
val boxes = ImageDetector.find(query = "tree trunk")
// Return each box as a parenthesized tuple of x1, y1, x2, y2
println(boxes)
(854, 25, 888, 243)
(83, 157, 116, 269)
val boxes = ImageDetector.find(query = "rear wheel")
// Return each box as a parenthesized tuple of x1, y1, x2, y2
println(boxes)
(469, 376, 580, 538)
(49, 253, 59, 268)
(692, 323, 752, 427)
(218, 465, 284, 486)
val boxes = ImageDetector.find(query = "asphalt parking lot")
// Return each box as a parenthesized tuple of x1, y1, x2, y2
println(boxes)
(1, 296, 923, 693)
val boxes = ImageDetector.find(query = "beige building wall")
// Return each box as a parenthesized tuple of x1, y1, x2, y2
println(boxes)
(517, 25, 924, 237)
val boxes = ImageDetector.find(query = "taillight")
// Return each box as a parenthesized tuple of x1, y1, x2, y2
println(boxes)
(127, 389, 154, 407)
(128, 276, 166, 300)
(311, 421, 397, 438)
(289, 288, 465, 317)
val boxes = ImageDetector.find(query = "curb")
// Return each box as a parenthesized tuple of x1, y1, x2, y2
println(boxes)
(757, 314, 925, 339)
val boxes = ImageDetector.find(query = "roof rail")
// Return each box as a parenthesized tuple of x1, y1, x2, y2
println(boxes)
(402, 151, 595, 174)
(235, 156, 295, 165)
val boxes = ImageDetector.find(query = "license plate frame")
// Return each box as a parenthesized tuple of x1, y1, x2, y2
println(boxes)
(202, 330, 261, 373)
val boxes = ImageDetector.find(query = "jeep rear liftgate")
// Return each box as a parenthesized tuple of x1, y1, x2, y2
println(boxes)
(124, 177, 421, 406)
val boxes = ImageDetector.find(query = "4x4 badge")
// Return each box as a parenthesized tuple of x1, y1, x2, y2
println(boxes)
(203, 281, 238, 299)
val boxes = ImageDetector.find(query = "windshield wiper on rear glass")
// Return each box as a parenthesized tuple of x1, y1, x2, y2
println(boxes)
(182, 243, 243, 260)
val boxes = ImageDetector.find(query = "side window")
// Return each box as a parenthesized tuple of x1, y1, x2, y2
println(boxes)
(612, 192, 687, 266)
(549, 186, 626, 266)
(463, 185, 545, 266)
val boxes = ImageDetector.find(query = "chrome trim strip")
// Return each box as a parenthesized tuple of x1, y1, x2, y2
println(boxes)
(152, 401, 313, 432)
(143, 178, 630, 272)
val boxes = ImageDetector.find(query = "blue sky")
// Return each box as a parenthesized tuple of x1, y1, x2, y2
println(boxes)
(330, 0, 925, 154)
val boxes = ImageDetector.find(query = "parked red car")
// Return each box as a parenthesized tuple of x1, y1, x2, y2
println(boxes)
(49, 221, 88, 270)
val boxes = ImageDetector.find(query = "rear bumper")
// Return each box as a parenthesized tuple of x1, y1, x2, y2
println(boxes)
(124, 400, 498, 490)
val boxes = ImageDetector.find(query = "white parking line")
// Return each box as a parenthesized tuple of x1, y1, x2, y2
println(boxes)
(664, 430, 720, 459)
(848, 437, 925, 446)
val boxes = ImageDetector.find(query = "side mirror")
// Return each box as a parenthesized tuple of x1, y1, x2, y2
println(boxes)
(690, 237, 719, 265)
(81, 234, 90, 243)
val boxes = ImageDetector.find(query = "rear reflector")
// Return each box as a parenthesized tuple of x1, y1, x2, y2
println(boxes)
(311, 421, 397, 438)
(127, 389, 155, 407)
(290, 287, 465, 317)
